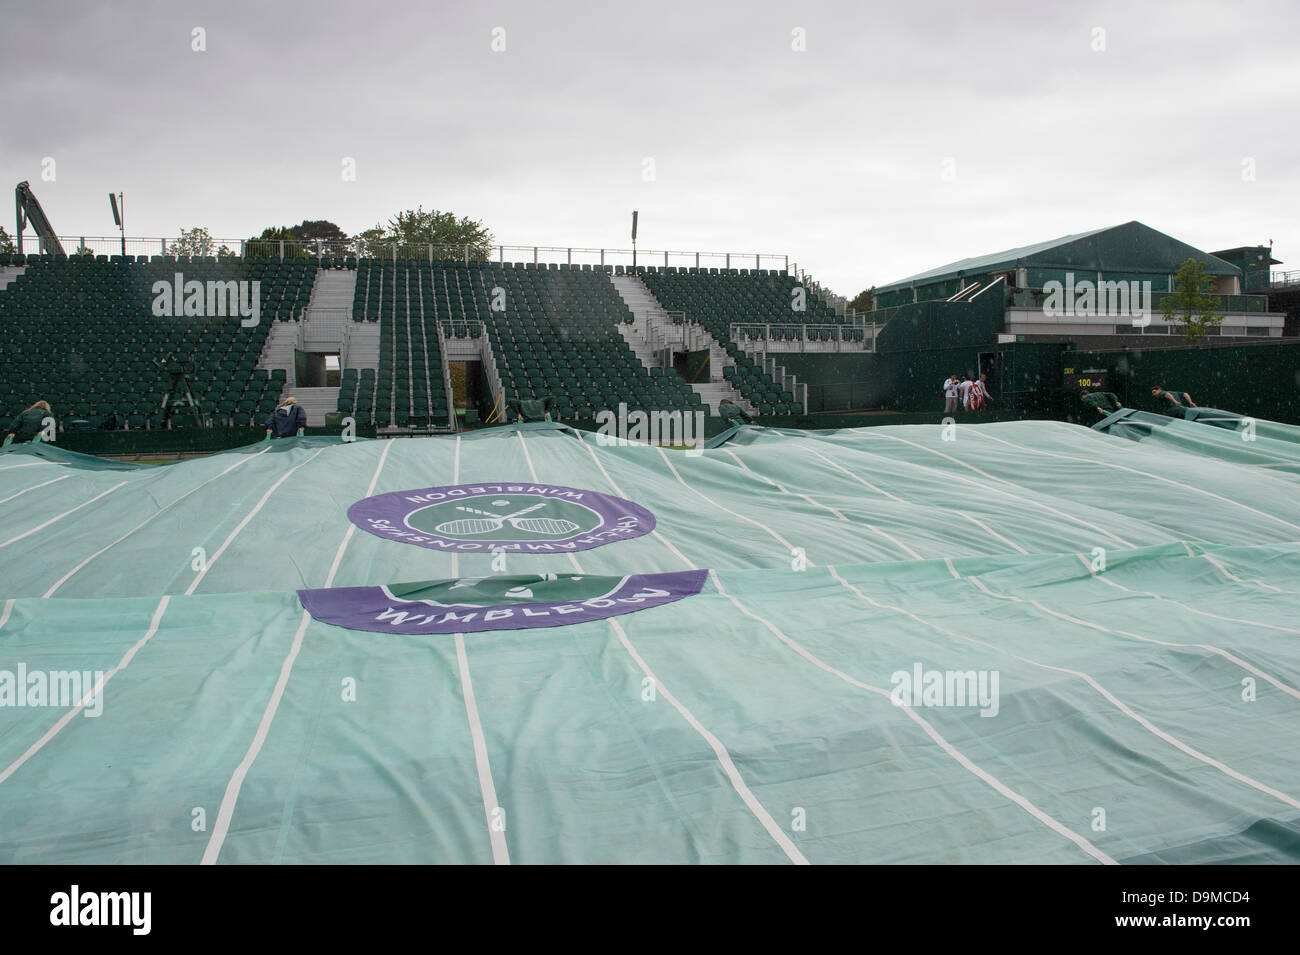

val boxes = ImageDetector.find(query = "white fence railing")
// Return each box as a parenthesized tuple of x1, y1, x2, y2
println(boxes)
(11, 233, 792, 273)
(1271, 269, 1300, 288)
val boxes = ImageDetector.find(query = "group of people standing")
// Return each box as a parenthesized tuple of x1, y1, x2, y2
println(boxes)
(942, 373, 995, 414)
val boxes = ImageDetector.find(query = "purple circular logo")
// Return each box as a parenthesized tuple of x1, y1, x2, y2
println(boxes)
(346, 482, 656, 554)
(299, 570, 708, 634)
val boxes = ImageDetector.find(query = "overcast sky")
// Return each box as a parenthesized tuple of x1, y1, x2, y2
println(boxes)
(3, 0, 1297, 295)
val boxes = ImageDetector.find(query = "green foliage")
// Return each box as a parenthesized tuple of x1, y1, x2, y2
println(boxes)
(351, 226, 387, 260)
(848, 286, 875, 314)
(1161, 258, 1223, 344)
(168, 226, 215, 258)
(241, 208, 494, 261)
(370, 206, 493, 261)
(289, 220, 350, 257)
(0, 225, 14, 254)
(243, 226, 311, 259)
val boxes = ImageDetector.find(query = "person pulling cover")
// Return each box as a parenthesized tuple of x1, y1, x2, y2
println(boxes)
(3, 400, 53, 446)
(265, 396, 306, 439)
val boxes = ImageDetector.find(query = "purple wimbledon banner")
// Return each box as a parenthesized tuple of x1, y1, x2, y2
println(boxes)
(346, 481, 657, 554)
(298, 569, 709, 635)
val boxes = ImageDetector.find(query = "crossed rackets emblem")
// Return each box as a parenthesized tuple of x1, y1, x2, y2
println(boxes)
(433, 501, 581, 537)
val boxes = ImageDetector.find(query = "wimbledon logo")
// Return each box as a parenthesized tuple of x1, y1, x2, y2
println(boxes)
(347, 482, 656, 553)
(299, 571, 708, 634)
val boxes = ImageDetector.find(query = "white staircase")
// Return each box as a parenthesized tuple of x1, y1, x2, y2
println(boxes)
(0, 266, 26, 292)
(608, 273, 755, 415)
(306, 269, 356, 313)
(257, 322, 298, 391)
(344, 323, 379, 370)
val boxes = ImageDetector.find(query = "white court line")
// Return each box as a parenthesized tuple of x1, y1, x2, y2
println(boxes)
(710, 568, 1114, 865)
(1070, 555, 1300, 699)
(974, 428, 1300, 535)
(0, 474, 69, 505)
(655, 446, 812, 564)
(723, 446, 923, 561)
(44, 447, 272, 597)
(201, 440, 395, 864)
(1200, 553, 1300, 595)
(573, 434, 1118, 862)
(0, 462, 42, 472)
(592, 430, 1300, 839)
(450, 435, 461, 579)
(799, 443, 1030, 555)
(522, 432, 804, 860)
(713, 440, 1300, 798)
(608, 616, 809, 865)
(831, 431, 1137, 548)
(516, 431, 582, 572)
(186, 449, 326, 594)
(323, 441, 394, 589)
(455, 633, 511, 865)
(201, 608, 312, 865)
(1077, 554, 1300, 638)
(0, 482, 126, 550)
(576, 438, 695, 569)
(834, 563, 1300, 812)
(0, 599, 12, 631)
(0, 595, 171, 788)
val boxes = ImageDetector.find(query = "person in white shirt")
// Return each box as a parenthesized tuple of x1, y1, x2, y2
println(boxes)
(942, 373, 961, 413)
(959, 374, 976, 411)
(969, 373, 994, 411)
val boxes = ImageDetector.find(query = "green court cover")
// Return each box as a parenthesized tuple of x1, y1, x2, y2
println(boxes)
(1, 420, 1298, 863)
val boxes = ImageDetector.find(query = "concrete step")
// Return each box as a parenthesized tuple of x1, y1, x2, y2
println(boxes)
(307, 269, 357, 311)
(609, 272, 750, 413)
(0, 266, 26, 293)
(287, 386, 339, 427)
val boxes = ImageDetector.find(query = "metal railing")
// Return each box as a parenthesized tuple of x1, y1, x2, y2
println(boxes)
(437, 320, 505, 423)
(1271, 269, 1300, 288)
(10, 233, 792, 273)
(730, 323, 876, 353)
(433, 321, 456, 429)
(642, 310, 714, 361)
(789, 265, 848, 315)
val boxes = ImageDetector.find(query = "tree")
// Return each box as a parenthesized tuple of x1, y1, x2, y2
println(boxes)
(848, 286, 875, 314)
(168, 226, 215, 258)
(289, 220, 350, 257)
(374, 206, 493, 261)
(351, 225, 387, 259)
(243, 226, 311, 259)
(0, 225, 14, 254)
(1162, 258, 1223, 344)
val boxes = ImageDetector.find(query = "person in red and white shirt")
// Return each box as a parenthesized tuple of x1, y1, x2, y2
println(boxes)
(968, 373, 994, 411)
(958, 374, 976, 411)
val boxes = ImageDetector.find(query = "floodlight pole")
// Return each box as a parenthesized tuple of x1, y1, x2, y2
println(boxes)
(109, 191, 126, 256)
(631, 210, 638, 272)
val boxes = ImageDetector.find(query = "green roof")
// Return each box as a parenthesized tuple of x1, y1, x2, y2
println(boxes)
(877, 221, 1238, 293)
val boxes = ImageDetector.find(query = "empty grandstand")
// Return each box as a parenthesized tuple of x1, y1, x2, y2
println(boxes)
(1, 245, 855, 441)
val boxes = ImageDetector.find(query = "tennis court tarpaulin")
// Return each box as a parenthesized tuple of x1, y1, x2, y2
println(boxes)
(1, 421, 1298, 863)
